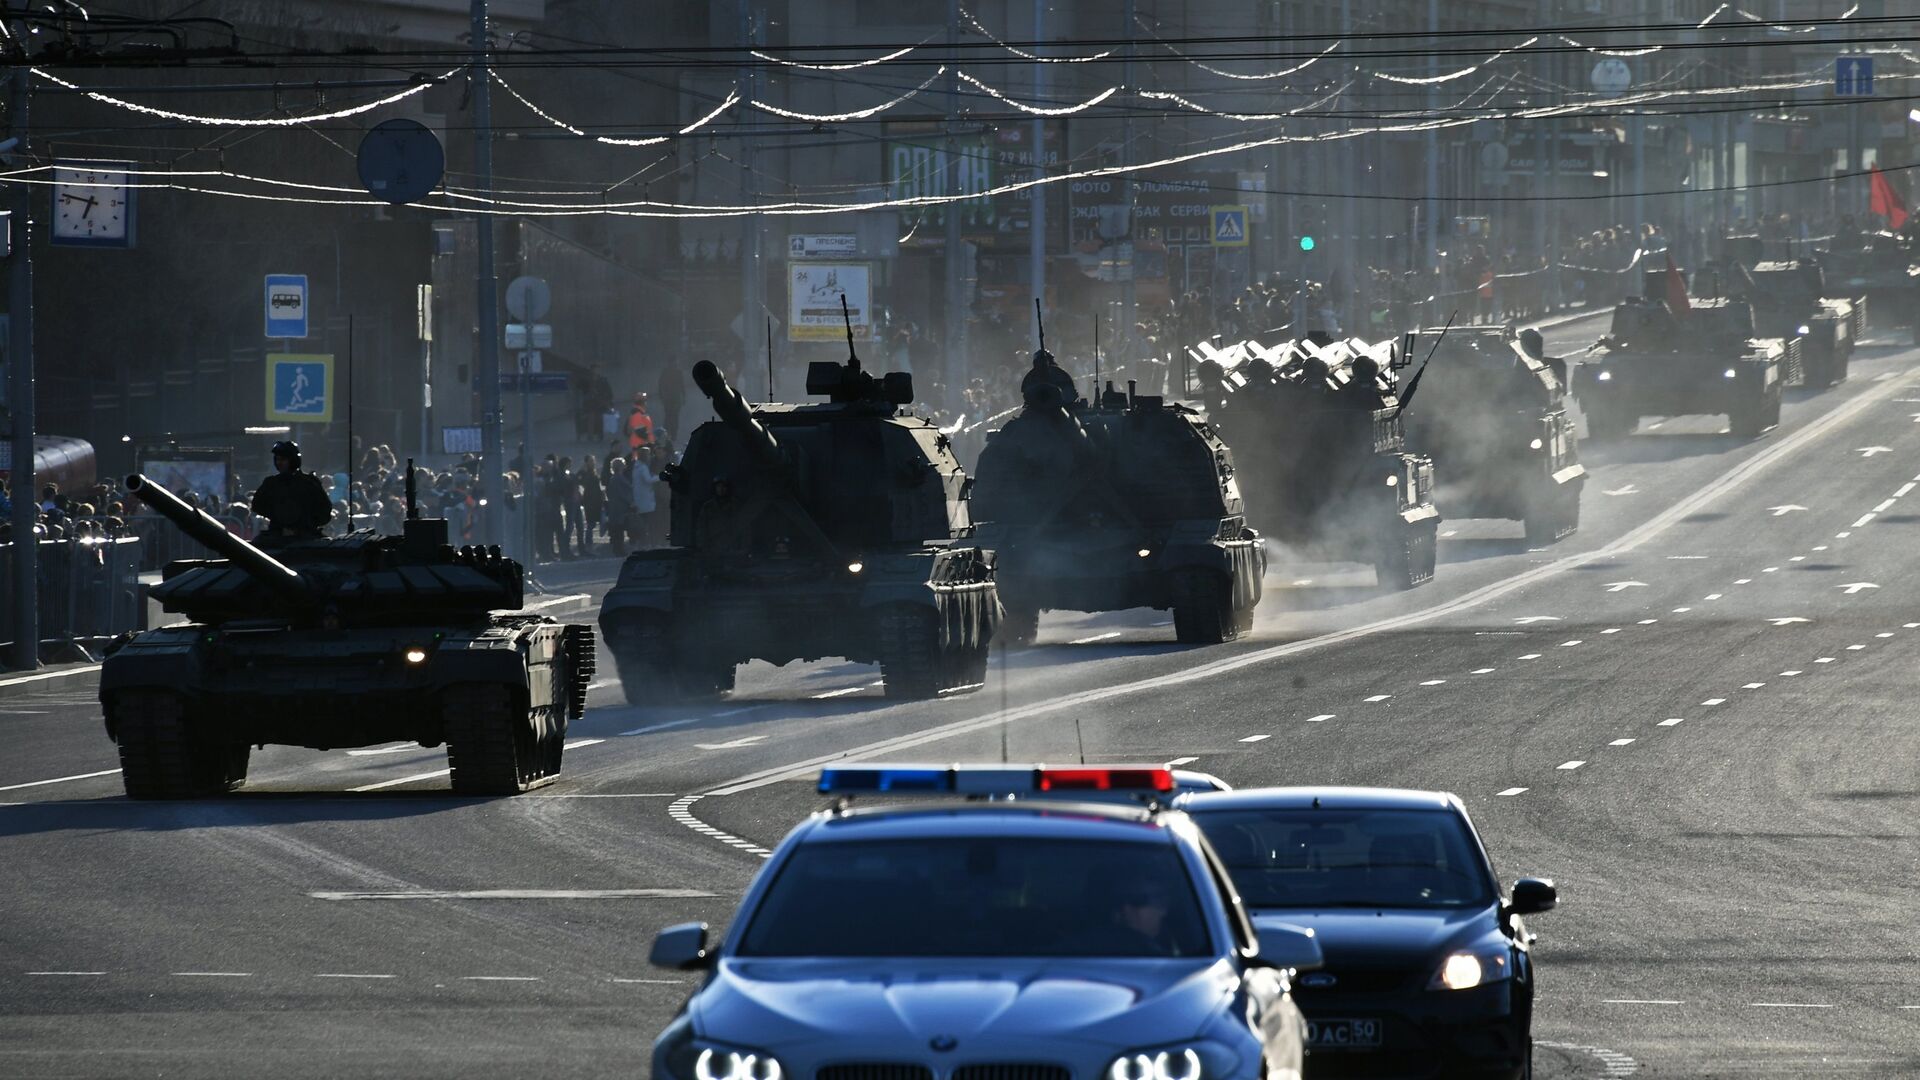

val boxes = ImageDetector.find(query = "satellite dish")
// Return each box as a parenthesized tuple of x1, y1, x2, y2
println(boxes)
(356, 119, 445, 206)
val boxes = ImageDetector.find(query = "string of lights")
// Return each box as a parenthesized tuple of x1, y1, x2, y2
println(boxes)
(29, 66, 459, 126)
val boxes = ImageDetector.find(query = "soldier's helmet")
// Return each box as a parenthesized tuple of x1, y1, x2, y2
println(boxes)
(1301, 357, 1333, 387)
(1351, 355, 1382, 385)
(271, 440, 302, 466)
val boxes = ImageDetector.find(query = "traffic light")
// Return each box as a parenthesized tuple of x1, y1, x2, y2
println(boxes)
(1299, 235, 1316, 252)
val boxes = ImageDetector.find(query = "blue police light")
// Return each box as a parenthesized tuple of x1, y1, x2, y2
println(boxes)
(818, 764, 1177, 796)
(819, 767, 952, 794)
(1299, 236, 1316, 252)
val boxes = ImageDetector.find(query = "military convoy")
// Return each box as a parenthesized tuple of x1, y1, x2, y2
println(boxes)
(597, 354, 999, 702)
(1571, 283, 1788, 440)
(101, 472, 593, 798)
(1399, 325, 1586, 544)
(1204, 337, 1441, 589)
(1737, 260, 1856, 388)
(1816, 231, 1917, 344)
(972, 376, 1264, 646)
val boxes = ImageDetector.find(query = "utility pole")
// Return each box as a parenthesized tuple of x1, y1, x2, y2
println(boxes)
(1119, 0, 1136, 354)
(1423, 0, 1439, 274)
(1029, 0, 1046, 348)
(1340, 0, 1358, 330)
(7, 58, 35, 671)
(1533, 0, 1550, 307)
(945, 0, 967, 389)
(740, 0, 762, 387)
(470, 0, 503, 548)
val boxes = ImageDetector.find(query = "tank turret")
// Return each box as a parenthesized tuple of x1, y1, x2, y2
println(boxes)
(126, 473, 311, 607)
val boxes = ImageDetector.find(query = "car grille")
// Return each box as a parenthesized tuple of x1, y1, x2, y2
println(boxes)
(816, 1066, 933, 1080)
(952, 1067, 1071, 1080)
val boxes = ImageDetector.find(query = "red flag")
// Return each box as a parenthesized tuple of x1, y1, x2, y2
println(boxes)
(1869, 166, 1910, 230)
(1664, 253, 1691, 319)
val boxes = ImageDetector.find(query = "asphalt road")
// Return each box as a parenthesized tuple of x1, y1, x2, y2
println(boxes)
(4, 313, 1918, 1078)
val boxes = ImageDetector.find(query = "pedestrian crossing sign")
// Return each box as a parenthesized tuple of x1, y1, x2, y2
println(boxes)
(1211, 205, 1249, 247)
(265, 354, 334, 424)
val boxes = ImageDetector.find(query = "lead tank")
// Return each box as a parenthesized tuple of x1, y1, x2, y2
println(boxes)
(972, 378, 1264, 646)
(598, 356, 999, 701)
(1207, 337, 1441, 590)
(99, 473, 593, 798)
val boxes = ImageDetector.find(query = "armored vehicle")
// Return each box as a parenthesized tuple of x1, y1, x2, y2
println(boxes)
(1571, 291, 1787, 440)
(598, 356, 998, 702)
(1400, 325, 1586, 545)
(1817, 231, 1916, 343)
(100, 473, 593, 799)
(972, 378, 1264, 646)
(1737, 260, 1855, 387)
(1210, 337, 1441, 590)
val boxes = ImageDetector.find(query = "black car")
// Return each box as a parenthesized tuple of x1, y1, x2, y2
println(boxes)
(1179, 787, 1556, 1079)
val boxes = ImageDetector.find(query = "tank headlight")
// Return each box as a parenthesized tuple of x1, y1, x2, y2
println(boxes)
(1137, 548, 1152, 558)
(1529, 438, 1544, 450)
(1596, 370, 1612, 382)
(404, 647, 429, 665)
(846, 561, 864, 574)
(1797, 324, 1811, 336)
(1385, 474, 1399, 487)
(1723, 368, 1738, 379)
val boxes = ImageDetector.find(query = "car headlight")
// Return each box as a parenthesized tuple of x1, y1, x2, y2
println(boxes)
(1529, 438, 1544, 450)
(695, 1048, 783, 1080)
(1109, 1048, 1204, 1080)
(1385, 474, 1399, 487)
(657, 1024, 784, 1080)
(1722, 368, 1738, 379)
(1428, 946, 1512, 991)
(1596, 370, 1612, 382)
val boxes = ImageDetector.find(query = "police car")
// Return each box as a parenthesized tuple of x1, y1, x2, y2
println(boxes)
(647, 765, 1323, 1080)
(1178, 788, 1556, 1080)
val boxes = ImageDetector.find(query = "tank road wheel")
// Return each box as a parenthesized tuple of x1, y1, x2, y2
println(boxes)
(1172, 571, 1235, 645)
(114, 690, 244, 799)
(446, 684, 552, 796)
(606, 614, 730, 705)
(998, 604, 1040, 649)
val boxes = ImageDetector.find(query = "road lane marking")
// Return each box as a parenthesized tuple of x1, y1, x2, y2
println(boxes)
(812, 684, 872, 700)
(1239, 734, 1272, 743)
(1836, 531, 1851, 538)
(1751, 1002, 1833, 1008)
(1702, 698, 1725, 705)
(1877, 632, 1895, 638)
(1672, 607, 1692, 613)
(1609, 739, 1635, 746)
(173, 972, 251, 977)
(1665, 555, 1707, 560)
(1560, 640, 1582, 647)
(668, 795, 774, 858)
(1816, 657, 1836, 663)
(1637, 619, 1657, 624)
(1496, 787, 1528, 796)
(349, 769, 450, 792)
(1846, 644, 1866, 650)
(1742, 683, 1765, 689)
(612, 978, 685, 985)
(1704, 594, 1722, 601)
(1557, 761, 1586, 770)
(0, 769, 121, 793)
(346, 743, 425, 756)
(1812, 546, 1829, 551)
(1070, 632, 1122, 645)
(1305, 714, 1334, 723)
(1897, 482, 1916, 497)
(1518, 654, 1542, 660)
(0, 667, 99, 689)
(704, 367, 1920, 801)
(1788, 556, 1805, 562)
(1602, 628, 1620, 634)
(1734, 578, 1752, 584)
(1471, 668, 1495, 674)
(1603, 999, 1681, 1005)
(1780, 670, 1802, 676)
(1364, 694, 1392, 702)
(309, 889, 714, 901)
(1659, 718, 1685, 726)
(1874, 498, 1897, 513)
(1166, 757, 1199, 766)
(462, 976, 541, 982)
(695, 736, 768, 750)
(1420, 679, 1446, 685)
(1852, 513, 1877, 528)
(619, 719, 697, 737)
(27, 971, 105, 976)
(562, 738, 604, 749)
(314, 973, 395, 979)
(1762, 567, 1779, 573)
(1907, 623, 1920, 629)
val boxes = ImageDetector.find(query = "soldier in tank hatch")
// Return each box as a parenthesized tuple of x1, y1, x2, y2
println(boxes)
(250, 441, 333, 544)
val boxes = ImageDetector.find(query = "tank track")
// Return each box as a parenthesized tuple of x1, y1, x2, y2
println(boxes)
(446, 684, 557, 796)
(878, 604, 987, 700)
(114, 689, 248, 799)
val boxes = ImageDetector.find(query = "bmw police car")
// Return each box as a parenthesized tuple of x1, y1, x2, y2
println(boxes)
(1179, 788, 1556, 1080)
(647, 765, 1324, 1080)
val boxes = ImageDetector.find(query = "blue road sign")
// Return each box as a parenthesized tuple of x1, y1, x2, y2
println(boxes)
(1211, 205, 1249, 247)
(265, 273, 309, 339)
(1836, 56, 1874, 97)
(266, 354, 333, 423)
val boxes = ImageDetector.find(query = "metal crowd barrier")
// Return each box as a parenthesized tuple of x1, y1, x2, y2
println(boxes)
(123, 512, 253, 571)
(0, 534, 146, 662)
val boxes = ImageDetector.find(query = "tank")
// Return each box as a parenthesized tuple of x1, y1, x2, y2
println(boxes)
(1207, 337, 1441, 590)
(98, 472, 593, 798)
(1736, 260, 1856, 388)
(971, 378, 1265, 646)
(1816, 231, 1914, 344)
(1570, 288, 1790, 441)
(1399, 325, 1586, 545)
(598, 356, 999, 702)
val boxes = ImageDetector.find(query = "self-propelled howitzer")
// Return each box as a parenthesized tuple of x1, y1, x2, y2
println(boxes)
(599, 357, 999, 702)
(99, 473, 592, 798)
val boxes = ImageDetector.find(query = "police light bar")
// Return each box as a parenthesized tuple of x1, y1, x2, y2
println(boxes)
(818, 764, 1177, 796)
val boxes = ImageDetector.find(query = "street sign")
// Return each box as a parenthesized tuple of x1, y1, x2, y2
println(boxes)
(1836, 56, 1874, 96)
(442, 425, 482, 454)
(504, 323, 554, 349)
(505, 276, 551, 322)
(1589, 59, 1631, 96)
(356, 118, 445, 205)
(264, 274, 309, 339)
(788, 233, 858, 258)
(498, 372, 569, 393)
(788, 262, 872, 342)
(1210, 205, 1249, 247)
(265, 353, 333, 423)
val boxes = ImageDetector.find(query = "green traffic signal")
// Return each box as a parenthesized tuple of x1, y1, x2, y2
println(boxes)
(1299, 236, 1316, 252)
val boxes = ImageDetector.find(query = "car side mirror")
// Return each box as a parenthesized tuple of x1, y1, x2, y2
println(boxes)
(1251, 921, 1324, 973)
(649, 922, 713, 971)
(1508, 878, 1557, 916)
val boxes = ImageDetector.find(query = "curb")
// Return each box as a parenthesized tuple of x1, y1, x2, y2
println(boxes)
(0, 593, 599, 702)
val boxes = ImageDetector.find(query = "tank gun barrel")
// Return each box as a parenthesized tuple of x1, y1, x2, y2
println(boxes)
(125, 474, 313, 606)
(692, 360, 785, 471)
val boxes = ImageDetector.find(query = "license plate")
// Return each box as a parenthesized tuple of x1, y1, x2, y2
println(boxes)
(1306, 1018, 1382, 1050)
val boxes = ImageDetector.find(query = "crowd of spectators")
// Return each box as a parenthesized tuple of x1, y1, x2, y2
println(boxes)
(0, 479, 133, 544)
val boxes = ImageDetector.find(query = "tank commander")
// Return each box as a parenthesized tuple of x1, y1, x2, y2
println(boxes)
(250, 440, 333, 543)
(1020, 347, 1079, 404)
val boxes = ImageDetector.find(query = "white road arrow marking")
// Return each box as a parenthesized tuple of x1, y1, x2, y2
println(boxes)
(696, 735, 769, 750)
(1766, 617, 1811, 626)
(1603, 484, 1640, 496)
(1910, 413, 1920, 422)
(1513, 616, 1562, 624)
(1603, 581, 1647, 593)
(1857, 446, 1893, 457)
(1767, 505, 1807, 517)
(1838, 582, 1881, 595)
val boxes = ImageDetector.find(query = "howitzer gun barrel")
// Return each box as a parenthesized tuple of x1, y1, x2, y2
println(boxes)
(124, 474, 313, 605)
(693, 360, 785, 470)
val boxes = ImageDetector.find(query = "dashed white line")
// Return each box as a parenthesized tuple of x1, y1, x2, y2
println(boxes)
(1762, 567, 1779, 573)
(462, 976, 542, 982)
(1734, 578, 1752, 584)
(346, 743, 425, 757)
(1518, 654, 1542, 660)
(1166, 757, 1200, 766)
(668, 795, 774, 859)
(1659, 718, 1686, 727)
(618, 719, 697, 737)
(1701, 698, 1726, 705)
(562, 738, 605, 750)
(1877, 632, 1895, 638)
(1471, 668, 1495, 674)
(1560, 640, 1583, 647)
(1742, 682, 1765, 689)
(1305, 714, 1334, 723)
(1703, 594, 1723, 601)
(1846, 644, 1866, 651)
(1496, 787, 1528, 797)
(1874, 498, 1897, 513)
(1239, 734, 1272, 743)
(611, 978, 685, 985)
(1420, 679, 1447, 685)
(1836, 531, 1852, 539)
(1788, 556, 1805, 563)
(173, 972, 251, 978)
(1603, 999, 1682, 1005)
(1751, 1002, 1833, 1009)
(1601, 628, 1621, 634)
(1609, 739, 1636, 747)
(26, 971, 105, 977)
(1852, 514, 1877, 528)
(1557, 760, 1586, 771)
(1906, 623, 1920, 629)
(1812, 546, 1829, 552)
(1780, 670, 1802, 677)
(314, 973, 396, 980)
(309, 889, 713, 901)
(1638, 619, 1658, 625)
(812, 684, 874, 700)
(1816, 657, 1837, 664)
(1363, 694, 1392, 702)
(1672, 607, 1692, 613)
(0, 768, 122, 793)
(1070, 632, 1123, 645)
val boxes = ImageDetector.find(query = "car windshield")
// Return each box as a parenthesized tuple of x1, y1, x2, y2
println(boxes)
(739, 836, 1215, 958)
(1189, 807, 1494, 910)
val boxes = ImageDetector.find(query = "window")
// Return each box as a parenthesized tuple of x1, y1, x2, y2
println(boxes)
(1188, 808, 1496, 910)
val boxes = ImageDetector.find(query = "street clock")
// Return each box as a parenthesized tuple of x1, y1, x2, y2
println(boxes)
(51, 162, 135, 248)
